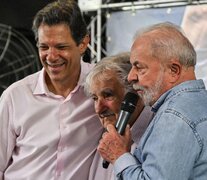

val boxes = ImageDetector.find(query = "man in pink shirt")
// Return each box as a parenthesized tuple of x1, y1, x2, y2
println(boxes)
(0, 1, 102, 179)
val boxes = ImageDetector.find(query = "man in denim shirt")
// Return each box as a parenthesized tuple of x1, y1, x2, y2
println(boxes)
(98, 22, 207, 180)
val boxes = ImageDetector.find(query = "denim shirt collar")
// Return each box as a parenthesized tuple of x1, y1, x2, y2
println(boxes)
(151, 79, 205, 113)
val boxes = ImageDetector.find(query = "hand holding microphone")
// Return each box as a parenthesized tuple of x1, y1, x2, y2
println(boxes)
(101, 92, 139, 169)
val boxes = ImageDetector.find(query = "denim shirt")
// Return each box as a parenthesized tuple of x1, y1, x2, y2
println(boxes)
(114, 79, 207, 180)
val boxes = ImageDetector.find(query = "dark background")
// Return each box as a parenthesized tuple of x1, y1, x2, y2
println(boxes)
(0, 0, 55, 46)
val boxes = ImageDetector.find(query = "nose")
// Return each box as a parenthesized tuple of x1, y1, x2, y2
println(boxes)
(46, 47, 59, 61)
(95, 98, 108, 115)
(128, 67, 138, 83)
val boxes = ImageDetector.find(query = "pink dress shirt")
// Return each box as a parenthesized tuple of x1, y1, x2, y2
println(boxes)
(0, 61, 103, 180)
(88, 106, 154, 180)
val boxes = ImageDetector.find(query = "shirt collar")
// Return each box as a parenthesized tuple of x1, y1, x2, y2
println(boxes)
(33, 68, 48, 95)
(33, 60, 94, 97)
(151, 79, 205, 113)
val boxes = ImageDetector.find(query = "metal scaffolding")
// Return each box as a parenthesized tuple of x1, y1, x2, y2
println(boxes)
(79, 0, 207, 62)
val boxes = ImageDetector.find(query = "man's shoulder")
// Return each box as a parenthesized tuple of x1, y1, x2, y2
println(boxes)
(1, 71, 41, 98)
(81, 60, 95, 71)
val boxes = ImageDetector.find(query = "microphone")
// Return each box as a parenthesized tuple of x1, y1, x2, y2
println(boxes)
(102, 91, 139, 169)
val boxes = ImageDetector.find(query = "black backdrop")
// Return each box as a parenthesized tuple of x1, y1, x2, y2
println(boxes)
(0, 0, 54, 45)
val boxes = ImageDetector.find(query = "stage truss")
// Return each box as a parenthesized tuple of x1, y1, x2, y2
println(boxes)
(79, 0, 207, 62)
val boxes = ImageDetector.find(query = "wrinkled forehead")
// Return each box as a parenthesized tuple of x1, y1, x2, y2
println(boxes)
(89, 71, 124, 95)
(90, 69, 116, 85)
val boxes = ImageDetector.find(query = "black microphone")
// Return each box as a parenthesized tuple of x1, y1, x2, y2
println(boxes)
(102, 92, 139, 169)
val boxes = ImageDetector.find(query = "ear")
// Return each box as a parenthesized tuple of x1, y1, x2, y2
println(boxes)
(167, 60, 182, 83)
(79, 35, 90, 54)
